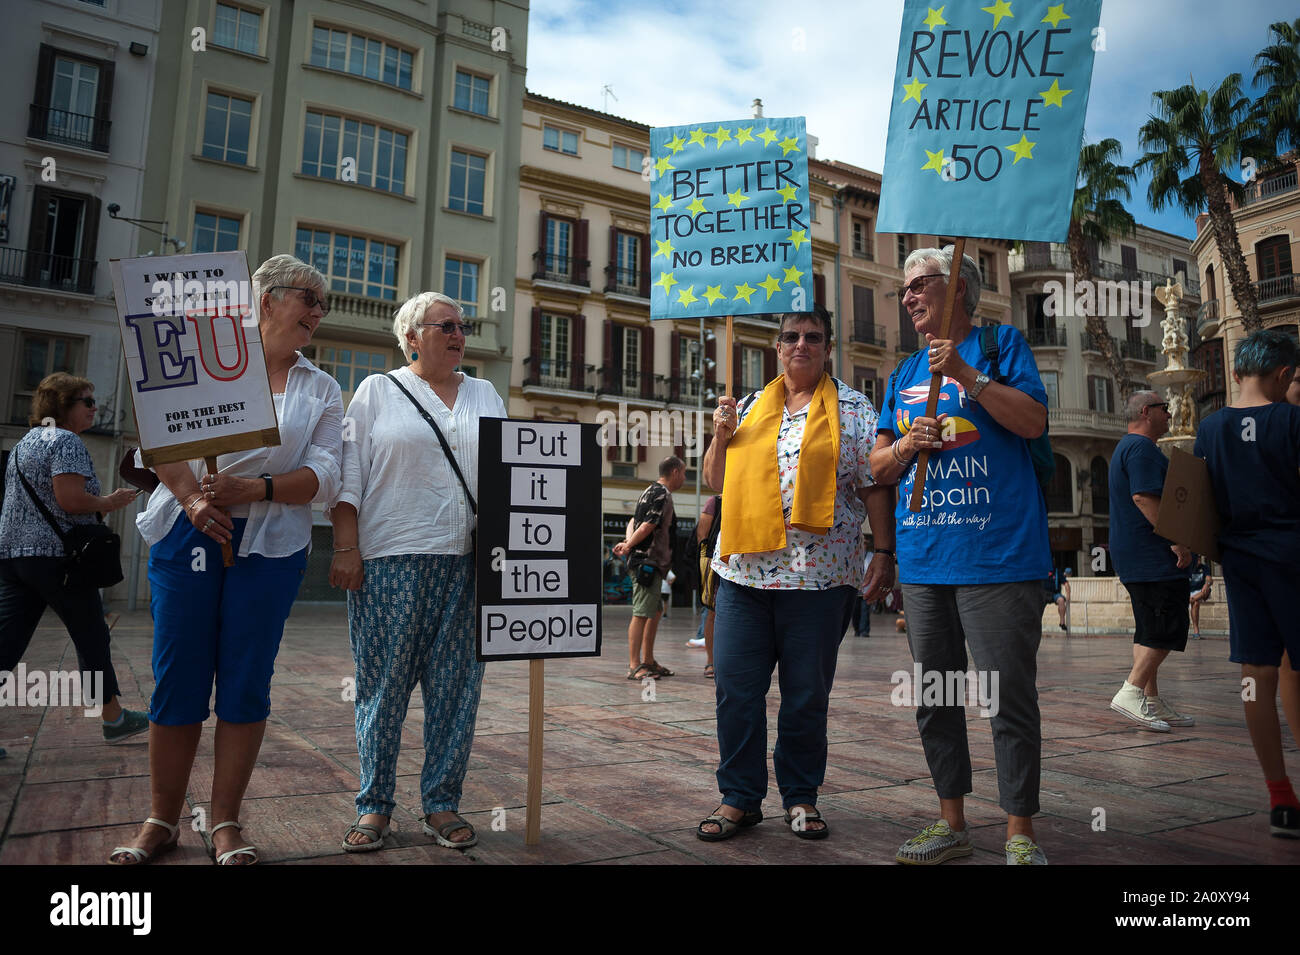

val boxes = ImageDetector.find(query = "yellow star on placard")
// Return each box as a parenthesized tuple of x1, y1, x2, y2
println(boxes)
(686, 197, 708, 216)
(782, 265, 805, 286)
(1038, 78, 1072, 108)
(922, 148, 946, 175)
(1041, 3, 1070, 28)
(775, 184, 798, 203)
(757, 127, 779, 148)
(981, 0, 1013, 29)
(664, 133, 687, 154)
(1006, 134, 1036, 164)
(787, 229, 808, 250)
(654, 238, 675, 260)
(726, 189, 750, 208)
(778, 136, 801, 156)
(702, 285, 726, 306)
(688, 127, 709, 148)
(655, 271, 678, 294)
(902, 77, 928, 104)
(735, 126, 755, 145)
(677, 285, 698, 307)
(654, 193, 673, 212)
(733, 282, 757, 304)
(709, 126, 732, 148)
(758, 274, 782, 300)
(654, 155, 675, 176)
(922, 6, 946, 30)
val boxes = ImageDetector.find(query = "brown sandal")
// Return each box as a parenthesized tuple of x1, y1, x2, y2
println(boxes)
(626, 664, 656, 680)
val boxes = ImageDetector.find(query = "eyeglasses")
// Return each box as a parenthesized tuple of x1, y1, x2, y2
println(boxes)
(777, 330, 825, 346)
(75, 396, 96, 409)
(270, 286, 331, 316)
(897, 273, 945, 298)
(1144, 402, 1169, 413)
(419, 321, 474, 336)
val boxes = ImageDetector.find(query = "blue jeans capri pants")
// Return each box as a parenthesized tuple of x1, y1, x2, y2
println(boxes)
(147, 515, 307, 725)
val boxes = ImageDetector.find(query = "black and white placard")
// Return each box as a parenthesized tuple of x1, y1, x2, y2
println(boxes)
(476, 419, 602, 661)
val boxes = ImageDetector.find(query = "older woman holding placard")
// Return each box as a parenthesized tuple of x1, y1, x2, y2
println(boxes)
(330, 291, 505, 852)
(109, 254, 342, 865)
(698, 306, 895, 842)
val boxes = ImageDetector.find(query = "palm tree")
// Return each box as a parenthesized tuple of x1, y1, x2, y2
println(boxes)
(1136, 74, 1267, 332)
(1067, 138, 1137, 404)
(1254, 18, 1300, 155)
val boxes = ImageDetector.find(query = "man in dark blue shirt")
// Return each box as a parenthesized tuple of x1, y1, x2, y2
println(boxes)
(1194, 330, 1300, 838)
(1108, 391, 1191, 733)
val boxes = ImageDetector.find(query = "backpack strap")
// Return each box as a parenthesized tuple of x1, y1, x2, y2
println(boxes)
(980, 324, 1002, 382)
(886, 350, 924, 422)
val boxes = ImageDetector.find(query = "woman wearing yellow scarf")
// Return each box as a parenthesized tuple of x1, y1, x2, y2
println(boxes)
(695, 307, 896, 842)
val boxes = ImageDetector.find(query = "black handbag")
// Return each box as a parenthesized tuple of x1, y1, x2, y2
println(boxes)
(16, 457, 124, 590)
(384, 374, 478, 558)
(635, 561, 659, 588)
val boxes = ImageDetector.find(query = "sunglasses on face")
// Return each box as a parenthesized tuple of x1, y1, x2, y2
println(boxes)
(898, 273, 945, 298)
(419, 321, 474, 336)
(74, 396, 96, 409)
(777, 330, 825, 346)
(1144, 402, 1169, 413)
(270, 286, 331, 316)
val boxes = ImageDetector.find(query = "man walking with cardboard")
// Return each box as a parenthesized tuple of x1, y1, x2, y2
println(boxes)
(1108, 391, 1192, 732)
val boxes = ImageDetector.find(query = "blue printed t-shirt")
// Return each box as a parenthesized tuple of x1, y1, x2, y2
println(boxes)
(1108, 433, 1180, 582)
(0, 427, 100, 558)
(879, 324, 1049, 585)
(1194, 403, 1300, 565)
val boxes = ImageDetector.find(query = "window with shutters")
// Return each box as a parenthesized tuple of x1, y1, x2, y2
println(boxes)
(1090, 455, 1109, 515)
(544, 217, 573, 282)
(679, 336, 705, 401)
(538, 313, 571, 388)
(1120, 245, 1138, 280)
(898, 298, 919, 352)
(1045, 453, 1073, 514)
(1255, 236, 1293, 303)
(30, 46, 115, 152)
(613, 231, 641, 293)
(978, 251, 997, 291)
(618, 326, 641, 395)
(851, 217, 873, 259)
(17, 186, 100, 294)
(742, 346, 765, 393)
(1041, 370, 1059, 409)
(1087, 374, 1114, 414)
(897, 234, 910, 268)
(851, 285, 880, 345)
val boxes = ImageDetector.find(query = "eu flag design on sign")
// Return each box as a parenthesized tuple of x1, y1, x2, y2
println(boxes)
(649, 115, 813, 320)
(877, 0, 1103, 242)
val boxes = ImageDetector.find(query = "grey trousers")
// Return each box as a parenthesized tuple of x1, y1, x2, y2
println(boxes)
(901, 580, 1043, 817)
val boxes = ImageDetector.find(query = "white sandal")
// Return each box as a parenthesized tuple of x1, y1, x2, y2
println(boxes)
(108, 817, 179, 865)
(210, 820, 258, 866)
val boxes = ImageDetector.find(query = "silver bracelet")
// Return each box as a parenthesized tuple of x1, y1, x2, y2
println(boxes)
(891, 440, 910, 467)
(333, 546, 358, 553)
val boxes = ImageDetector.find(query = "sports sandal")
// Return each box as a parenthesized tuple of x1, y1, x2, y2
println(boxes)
(696, 806, 762, 841)
(703, 663, 714, 679)
(423, 812, 477, 849)
(209, 820, 258, 865)
(108, 817, 179, 865)
(784, 806, 830, 840)
(646, 661, 674, 677)
(627, 664, 656, 680)
(341, 819, 391, 852)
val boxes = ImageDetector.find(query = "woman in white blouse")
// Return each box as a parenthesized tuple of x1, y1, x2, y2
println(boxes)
(109, 254, 342, 866)
(330, 291, 505, 852)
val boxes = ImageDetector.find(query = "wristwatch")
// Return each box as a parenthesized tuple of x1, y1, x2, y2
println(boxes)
(968, 372, 992, 401)
(260, 473, 273, 501)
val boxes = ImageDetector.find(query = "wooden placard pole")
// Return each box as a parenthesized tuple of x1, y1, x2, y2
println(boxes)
(204, 455, 235, 566)
(907, 236, 966, 513)
(724, 315, 734, 396)
(524, 658, 544, 845)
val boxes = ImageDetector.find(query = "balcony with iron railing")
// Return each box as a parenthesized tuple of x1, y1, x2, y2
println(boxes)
(1120, 339, 1157, 363)
(850, 319, 886, 348)
(0, 248, 96, 295)
(851, 243, 875, 261)
(664, 375, 721, 406)
(1079, 331, 1114, 354)
(1026, 326, 1068, 347)
(603, 265, 645, 298)
(1009, 247, 1072, 273)
(1256, 273, 1299, 305)
(596, 366, 668, 401)
(28, 104, 111, 152)
(1242, 167, 1298, 207)
(1008, 246, 1199, 296)
(522, 356, 594, 392)
(531, 252, 589, 287)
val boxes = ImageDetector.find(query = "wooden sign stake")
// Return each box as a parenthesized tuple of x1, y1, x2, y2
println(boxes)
(724, 315, 734, 396)
(908, 236, 966, 513)
(204, 455, 235, 566)
(524, 658, 544, 845)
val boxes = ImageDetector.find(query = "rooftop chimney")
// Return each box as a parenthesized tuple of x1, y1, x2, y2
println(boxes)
(752, 98, 763, 118)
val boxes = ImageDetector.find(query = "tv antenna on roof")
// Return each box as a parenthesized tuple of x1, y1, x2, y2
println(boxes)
(601, 84, 618, 113)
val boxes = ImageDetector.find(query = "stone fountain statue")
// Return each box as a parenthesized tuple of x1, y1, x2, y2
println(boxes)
(1147, 279, 1205, 454)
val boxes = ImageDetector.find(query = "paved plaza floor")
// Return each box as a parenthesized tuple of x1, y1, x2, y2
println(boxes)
(1, 603, 1296, 866)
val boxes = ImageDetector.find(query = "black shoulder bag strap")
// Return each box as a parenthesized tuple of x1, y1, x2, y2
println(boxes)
(385, 373, 477, 515)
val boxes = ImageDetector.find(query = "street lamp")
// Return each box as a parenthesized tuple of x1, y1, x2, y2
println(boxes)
(107, 203, 186, 254)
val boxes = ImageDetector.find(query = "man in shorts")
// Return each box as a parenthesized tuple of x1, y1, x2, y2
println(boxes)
(614, 456, 685, 680)
(1108, 391, 1192, 732)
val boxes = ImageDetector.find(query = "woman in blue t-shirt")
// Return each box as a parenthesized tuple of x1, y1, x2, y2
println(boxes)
(1194, 330, 1300, 838)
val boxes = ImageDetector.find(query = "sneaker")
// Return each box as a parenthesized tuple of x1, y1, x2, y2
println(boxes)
(1271, 805, 1300, 838)
(1109, 683, 1171, 732)
(103, 709, 150, 744)
(895, 820, 973, 865)
(1148, 696, 1195, 727)
(686, 637, 705, 648)
(1005, 834, 1048, 864)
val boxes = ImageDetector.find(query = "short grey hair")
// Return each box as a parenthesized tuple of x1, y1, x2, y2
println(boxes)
(393, 291, 464, 359)
(252, 254, 326, 306)
(1126, 389, 1161, 422)
(904, 246, 981, 317)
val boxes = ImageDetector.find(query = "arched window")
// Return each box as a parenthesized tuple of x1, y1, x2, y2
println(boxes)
(1256, 236, 1294, 302)
(1204, 263, 1216, 302)
(1090, 456, 1109, 515)
(1045, 453, 1073, 514)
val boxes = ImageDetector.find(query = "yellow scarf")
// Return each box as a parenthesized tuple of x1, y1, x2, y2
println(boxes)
(719, 372, 839, 559)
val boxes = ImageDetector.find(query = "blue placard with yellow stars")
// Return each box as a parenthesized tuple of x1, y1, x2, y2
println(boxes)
(877, 0, 1102, 241)
(648, 116, 813, 320)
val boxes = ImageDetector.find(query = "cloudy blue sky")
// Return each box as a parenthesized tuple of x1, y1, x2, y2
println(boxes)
(526, 0, 1297, 240)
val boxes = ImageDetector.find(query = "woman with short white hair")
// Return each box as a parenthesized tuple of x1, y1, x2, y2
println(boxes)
(330, 290, 506, 852)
